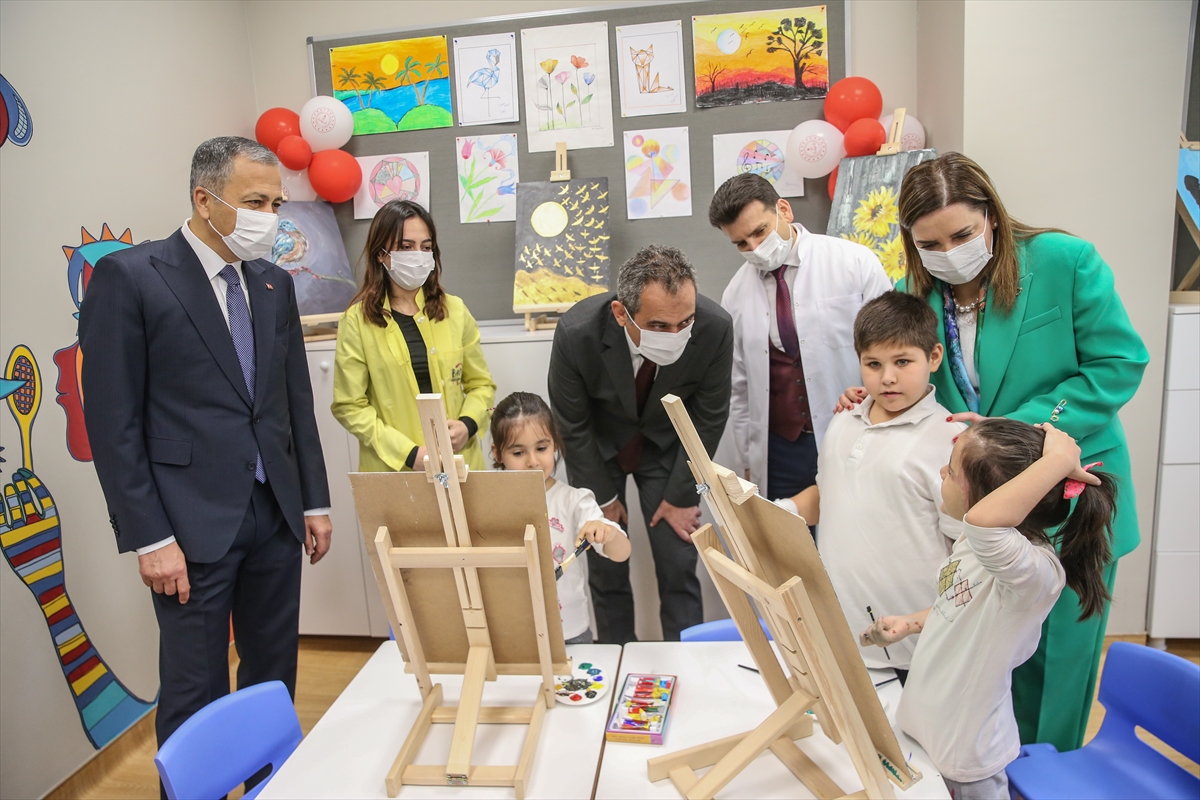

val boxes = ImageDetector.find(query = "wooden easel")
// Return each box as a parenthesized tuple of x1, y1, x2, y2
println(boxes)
(1174, 135, 1200, 300)
(876, 108, 907, 156)
(350, 395, 568, 799)
(648, 394, 921, 800)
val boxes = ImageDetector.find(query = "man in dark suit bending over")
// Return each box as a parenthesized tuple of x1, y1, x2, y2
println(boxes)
(80, 136, 332, 754)
(549, 245, 733, 643)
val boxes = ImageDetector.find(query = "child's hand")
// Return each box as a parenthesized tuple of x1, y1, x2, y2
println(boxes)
(860, 615, 919, 647)
(1039, 422, 1101, 486)
(578, 520, 620, 548)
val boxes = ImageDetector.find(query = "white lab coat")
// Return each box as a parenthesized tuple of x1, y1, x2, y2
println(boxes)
(720, 224, 892, 493)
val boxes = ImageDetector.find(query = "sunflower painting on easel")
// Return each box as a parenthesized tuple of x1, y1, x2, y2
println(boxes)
(826, 150, 937, 283)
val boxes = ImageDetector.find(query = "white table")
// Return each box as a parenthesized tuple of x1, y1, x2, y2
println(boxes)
(594, 642, 950, 799)
(260, 643, 622, 799)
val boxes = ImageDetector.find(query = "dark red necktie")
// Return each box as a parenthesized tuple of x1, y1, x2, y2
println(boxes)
(615, 357, 657, 473)
(772, 266, 800, 359)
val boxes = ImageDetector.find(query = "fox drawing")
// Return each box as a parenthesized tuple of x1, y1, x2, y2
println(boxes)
(630, 45, 672, 93)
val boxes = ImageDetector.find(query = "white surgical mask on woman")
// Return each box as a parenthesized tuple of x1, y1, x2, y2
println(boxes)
(626, 317, 693, 366)
(744, 214, 792, 272)
(387, 250, 435, 291)
(917, 211, 993, 284)
(201, 188, 279, 262)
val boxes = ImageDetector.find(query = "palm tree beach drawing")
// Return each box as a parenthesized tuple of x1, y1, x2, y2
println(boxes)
(331, 36, 453, 134)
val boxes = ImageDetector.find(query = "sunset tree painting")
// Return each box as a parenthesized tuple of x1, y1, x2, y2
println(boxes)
(692, 6, 829, 108)
(330, 36, 453, 134)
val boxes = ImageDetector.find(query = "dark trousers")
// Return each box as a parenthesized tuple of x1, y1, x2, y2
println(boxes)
(766, 430, 818, 500)
(587, 452, 702, 644)
(152, 480, 302, 751)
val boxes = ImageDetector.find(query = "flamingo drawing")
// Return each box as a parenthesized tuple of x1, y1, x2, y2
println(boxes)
(466, 49, 502, 118)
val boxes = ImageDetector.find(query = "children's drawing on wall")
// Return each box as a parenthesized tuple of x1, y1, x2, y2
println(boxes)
(614, 20, 686, 118)
(623, 127, 692, 220)
(712, 130, 806, 198)
(827, 150, 937, 282)
(1, 345, 155, 749)
(513, 179, 610, 310)
(453, 32, 518, 126)
(352, 151, 431, 220)
(0, 73, 33, 147)
(521, 21, 614, 153)
(272, 201, 357, 316)
(331, 36, 453, 134)
(692, 6, 829, 109)
(54, 225, 139, 462)
(456, 134, 519, 224)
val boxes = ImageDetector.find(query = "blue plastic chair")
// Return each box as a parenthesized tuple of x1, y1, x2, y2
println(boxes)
(680, 618, 773, 642)
(1006, 642, 1200, 799)
(154, 681, 303, 800)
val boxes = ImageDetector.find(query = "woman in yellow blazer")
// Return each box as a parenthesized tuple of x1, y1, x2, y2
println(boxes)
(332, 200, 496, 472)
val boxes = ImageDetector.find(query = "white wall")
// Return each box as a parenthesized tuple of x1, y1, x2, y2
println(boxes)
(849, 0, 919, 115)
(915, 0, 964, 152)
(0, 2, 258, 797)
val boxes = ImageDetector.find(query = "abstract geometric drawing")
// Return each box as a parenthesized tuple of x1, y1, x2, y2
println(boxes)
(712, 130, 805, 198)
(54, 225, 139, 462)
(352, 151, 431, 220)
(273, 201, 357, 317)
(615, 20, 687, 117)
(739, 139, 786, 182)
(2, 345, 155, 749)
(514, 179, 610, 310)
(331, 36, 453, 134)
(456, 134, 519, 223)
(623, 127, 691, 220)
(453, 32, 519, 126)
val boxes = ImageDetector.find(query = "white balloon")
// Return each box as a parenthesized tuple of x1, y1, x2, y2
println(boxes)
(280, 167, 318, 202)
(879, 113, 926, 151)
(785, 120, 845, 180)
(298, 95, 354, 152)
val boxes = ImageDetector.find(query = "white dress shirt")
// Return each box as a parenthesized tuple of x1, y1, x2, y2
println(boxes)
(136, 222, 328, 556)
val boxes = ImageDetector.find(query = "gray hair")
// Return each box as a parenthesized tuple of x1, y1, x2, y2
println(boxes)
(616, 245, 697, 316)
(189, 136, 278, 206)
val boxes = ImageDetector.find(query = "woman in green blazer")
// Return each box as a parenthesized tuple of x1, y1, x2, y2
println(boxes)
(894, 153, 1148, 752)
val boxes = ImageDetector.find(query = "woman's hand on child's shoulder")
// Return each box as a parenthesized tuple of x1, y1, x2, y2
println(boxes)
(834, 386, 867, 413)
(1038, 422, 1101, 486)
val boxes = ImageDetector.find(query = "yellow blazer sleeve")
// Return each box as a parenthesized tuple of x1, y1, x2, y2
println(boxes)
(456, 306, 496, 434)
(331, 308, 417, 471)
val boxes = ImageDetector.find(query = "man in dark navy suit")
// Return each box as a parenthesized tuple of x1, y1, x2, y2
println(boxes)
(80, 136, 331, 753)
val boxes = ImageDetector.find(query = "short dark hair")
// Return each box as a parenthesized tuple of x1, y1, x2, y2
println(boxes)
(853, 291, 939, 356)
(617, 245, 696, 316)
(189, 136, 278, 206)
(708, 173, 780, 228)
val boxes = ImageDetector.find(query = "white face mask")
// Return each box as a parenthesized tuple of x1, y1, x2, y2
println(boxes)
(625, 315, 693, 366)
(743, 212, 792, 272)
(917, 211, 993, 284)
(202, 188, 278, 262)
(387, 250, 435, 291)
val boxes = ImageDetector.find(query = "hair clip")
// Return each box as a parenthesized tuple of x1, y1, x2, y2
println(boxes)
(1064, 462, 1103, 500)
(1050, 398, 1067, 422)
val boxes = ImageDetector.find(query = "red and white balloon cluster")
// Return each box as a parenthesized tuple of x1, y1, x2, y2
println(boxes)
(255, 96, 361, 204)
(784, 77, 926, 199)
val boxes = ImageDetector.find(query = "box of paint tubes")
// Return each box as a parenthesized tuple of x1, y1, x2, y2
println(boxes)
(605, 673, 676, 744)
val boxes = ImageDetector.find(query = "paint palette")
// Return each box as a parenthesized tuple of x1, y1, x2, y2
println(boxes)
(553, 661, 609, 706)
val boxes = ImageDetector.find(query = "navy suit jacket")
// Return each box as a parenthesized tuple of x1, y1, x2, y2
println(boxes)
(80, 228, 330, 563)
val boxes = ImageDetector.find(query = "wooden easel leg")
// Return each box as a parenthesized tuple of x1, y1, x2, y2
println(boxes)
(524, 526, 557, 708)
(446, 645, 490, 781)
(386, 683, 443, 797)
(769, 738, 845, 799)
(512, 687, 548, 800)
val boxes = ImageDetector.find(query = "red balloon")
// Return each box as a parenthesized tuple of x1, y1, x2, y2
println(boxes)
(823, 77, 883, 133)
(255, 108, 300, 153)
(276, 135, 313, 171)
(828, 165, 839, 200)
(843, 118, 887, 157)
(308, 149, 362, 203)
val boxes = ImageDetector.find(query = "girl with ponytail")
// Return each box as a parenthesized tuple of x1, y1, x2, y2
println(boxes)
(861, 419, 1115, 800)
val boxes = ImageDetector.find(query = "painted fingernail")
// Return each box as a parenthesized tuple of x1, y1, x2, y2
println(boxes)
(946, 416, 953, 421)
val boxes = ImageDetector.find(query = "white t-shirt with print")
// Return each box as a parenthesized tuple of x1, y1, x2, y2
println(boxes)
(545, 480, 622, 639)
(897, 521, 1066, 782)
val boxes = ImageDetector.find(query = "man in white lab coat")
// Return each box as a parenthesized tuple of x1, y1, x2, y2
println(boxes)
(710, 174, 892, 501)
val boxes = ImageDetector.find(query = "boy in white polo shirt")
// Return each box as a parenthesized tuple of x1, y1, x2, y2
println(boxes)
(777, 291, 964, 681)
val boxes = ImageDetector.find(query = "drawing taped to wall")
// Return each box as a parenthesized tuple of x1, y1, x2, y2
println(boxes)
(456, 134, 519, 223)
(521, 21, 614, 152)
(614, 20, 686, 118)
(352, 151, 431, 220)
(272, 201, 357, 316)
(623, 127, 692, 220)
(514, 179, 610, 310)
(453, 32, 518, 126)
(53, 225, 140, 462)
(1, 345, 155, 749)
(331, 36, 453, 134)
(712, 130, 806, 198)
(692, 6, 829, 109)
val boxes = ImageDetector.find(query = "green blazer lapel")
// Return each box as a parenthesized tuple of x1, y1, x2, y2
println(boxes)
(979, 270, 1034, 415)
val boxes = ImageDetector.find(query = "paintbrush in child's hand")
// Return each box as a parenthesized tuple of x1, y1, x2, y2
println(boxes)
(867, 606, 891, 660)
(555, 539, 592, 580)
